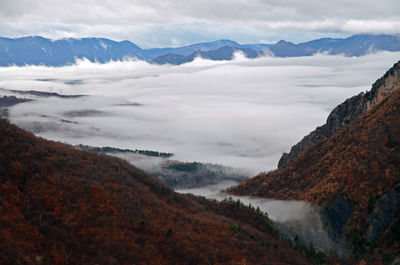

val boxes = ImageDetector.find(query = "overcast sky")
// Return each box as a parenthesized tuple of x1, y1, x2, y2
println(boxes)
(0, 0, 400, 47)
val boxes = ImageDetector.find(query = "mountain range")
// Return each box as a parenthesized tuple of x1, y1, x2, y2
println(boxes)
(0, 34, 400, 66)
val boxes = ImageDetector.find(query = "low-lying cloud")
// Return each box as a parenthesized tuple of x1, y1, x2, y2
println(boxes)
(1, 52, 399, 173)
(176, 181, 350, 256)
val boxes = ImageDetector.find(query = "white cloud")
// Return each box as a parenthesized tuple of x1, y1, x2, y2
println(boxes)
(1, 52, 399, 173)
(342, 19, 400, 34)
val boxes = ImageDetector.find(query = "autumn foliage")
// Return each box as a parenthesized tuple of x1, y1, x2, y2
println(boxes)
(0, 118, 317, 265)
(229, 85, 400, 229)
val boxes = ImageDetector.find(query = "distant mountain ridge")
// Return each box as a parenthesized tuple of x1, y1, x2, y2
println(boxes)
(0, 34, 400, 66)
(0, 36, 142, 66)
(152, 45, 262, 65)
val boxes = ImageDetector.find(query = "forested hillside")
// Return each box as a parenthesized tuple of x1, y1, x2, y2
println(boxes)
(0, 118, 317, 265)
(228, 62, 400, 262)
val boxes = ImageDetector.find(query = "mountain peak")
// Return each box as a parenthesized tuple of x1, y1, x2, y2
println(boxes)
(213, 39, 239, 45)
(276, 39, 291, 44)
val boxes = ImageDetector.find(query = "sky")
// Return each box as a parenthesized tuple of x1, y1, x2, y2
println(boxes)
(0, 0, 400, 47)
(1, 51, 398, 173)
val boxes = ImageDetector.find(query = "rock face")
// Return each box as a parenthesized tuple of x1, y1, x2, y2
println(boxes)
(319, 196, 353, 258)
(391, 258, 400, 265)
(322, 196, 353, 235)
(229, 60, 400, 261)
(278, 60, 400, 168)
(366, 189, 398, 242)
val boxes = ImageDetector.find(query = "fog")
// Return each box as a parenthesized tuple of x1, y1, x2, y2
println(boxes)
(177, 182, 350, 257)
(1, 52, 398, 257)
(110, 152, 250, 189)
(178, 181, 316, 222)
(1, 52, 399, 173)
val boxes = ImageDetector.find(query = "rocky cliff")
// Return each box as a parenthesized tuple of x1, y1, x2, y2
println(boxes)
(278, 60, 400, 168)
(228, 60, 400, 261)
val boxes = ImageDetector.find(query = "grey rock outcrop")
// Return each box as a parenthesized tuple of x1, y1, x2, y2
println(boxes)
(366, 189, 398, 243)
(322, 196, 353, 235)
(391, 258, 400, 265)
(278, 60, 400, 168)
(320, 196, 353, 258)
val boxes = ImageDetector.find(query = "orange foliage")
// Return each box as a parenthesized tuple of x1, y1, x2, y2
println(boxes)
(229, 89, 400, 223)
(0, 118, 316, 265)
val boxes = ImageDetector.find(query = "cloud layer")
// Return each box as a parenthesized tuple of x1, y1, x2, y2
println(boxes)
(1, 52, 399, 173)
(0, 0, 400, 46)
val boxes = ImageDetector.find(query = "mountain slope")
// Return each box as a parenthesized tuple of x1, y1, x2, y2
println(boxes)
(228, 61, 400, 255)
(0, 36, 143, 66)
(229, 88, 400, 204)
(269, 40, 315, 57)
(278, 60, 400, 168)
(299, 34, 400, 56)
(0, 37, 254, 65)
(0, 118, 317, 265)
(142, 39, 242, 59)
(152, 45, 261, 65)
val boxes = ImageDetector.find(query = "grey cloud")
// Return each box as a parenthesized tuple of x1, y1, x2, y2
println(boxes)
(0, 0, 399, 46)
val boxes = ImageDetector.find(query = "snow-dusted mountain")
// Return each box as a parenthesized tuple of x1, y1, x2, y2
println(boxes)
(0, 34, 399, 66)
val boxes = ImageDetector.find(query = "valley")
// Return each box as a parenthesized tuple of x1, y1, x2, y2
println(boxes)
(2, 0, 400, 263)
(1, 39, 400, 264)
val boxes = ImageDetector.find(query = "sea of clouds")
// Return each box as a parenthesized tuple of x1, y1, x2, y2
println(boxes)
(1, 52, 399, 173)
(1, 52, 398, 256)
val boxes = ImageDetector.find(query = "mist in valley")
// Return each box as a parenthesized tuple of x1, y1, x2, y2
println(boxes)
(177, 181, 351, 257)
(1, 51, 399, 257)
(1, 52, 399, 173)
